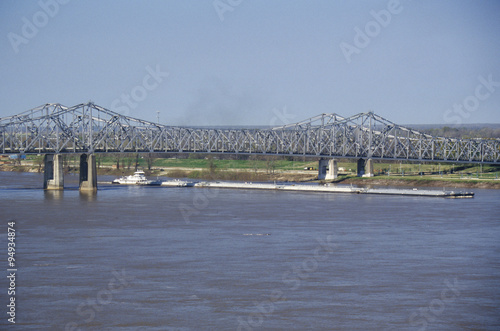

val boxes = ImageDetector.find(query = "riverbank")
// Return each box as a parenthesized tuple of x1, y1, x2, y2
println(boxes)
(2, 163, 499, 189)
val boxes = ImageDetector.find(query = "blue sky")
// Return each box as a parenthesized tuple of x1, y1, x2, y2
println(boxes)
(1, 0, 499, 126)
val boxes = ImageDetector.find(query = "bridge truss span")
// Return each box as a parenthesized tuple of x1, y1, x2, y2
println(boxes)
(0, 102, 499, 164)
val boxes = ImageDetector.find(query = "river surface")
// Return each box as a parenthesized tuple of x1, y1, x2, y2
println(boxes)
(0, 171, 499, 330)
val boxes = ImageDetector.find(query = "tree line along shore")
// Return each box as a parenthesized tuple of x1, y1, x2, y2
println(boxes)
(1, 153, 499, 189)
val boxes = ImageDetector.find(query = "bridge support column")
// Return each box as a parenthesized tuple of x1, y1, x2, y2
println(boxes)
(318, 159, 327, 180)
(79, 154, 97, 192)
(364, 158, 374, 177)
(357, 158, 374, 177)
(318, 158, 338, 180)
(43, 154, 64, 190)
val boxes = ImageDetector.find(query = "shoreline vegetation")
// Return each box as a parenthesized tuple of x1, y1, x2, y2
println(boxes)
(1, 153, 500, 189)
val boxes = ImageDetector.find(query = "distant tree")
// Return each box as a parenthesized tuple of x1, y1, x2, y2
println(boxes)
(145, 153, 156, 170)
(208, 156, 217, 175)
(423, 126, 500, 139)
(249, 155, 259, 174)
(266, 157, 276, 174)
(35, 155, 44, 173)
(63, 155, 71, 174)
(114, 153, 121, 170)
(126, 155, 133, 170)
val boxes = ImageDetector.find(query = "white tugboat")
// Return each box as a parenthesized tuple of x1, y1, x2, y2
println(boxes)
(112, 171, 161, 185)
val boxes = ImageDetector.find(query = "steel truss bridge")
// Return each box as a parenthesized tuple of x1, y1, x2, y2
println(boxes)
(1, 102, 499, 164)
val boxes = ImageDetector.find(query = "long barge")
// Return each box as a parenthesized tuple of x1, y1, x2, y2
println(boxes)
(192, 181, 474, 198)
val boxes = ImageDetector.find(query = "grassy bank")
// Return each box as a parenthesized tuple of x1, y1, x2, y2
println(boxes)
(2, 154, 499, 188)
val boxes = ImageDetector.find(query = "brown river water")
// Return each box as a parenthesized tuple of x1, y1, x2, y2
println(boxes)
(0, 171, 499, 330)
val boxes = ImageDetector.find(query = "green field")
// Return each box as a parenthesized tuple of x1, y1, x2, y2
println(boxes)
(151, 158, 499, 178)
(20, 154, 500, 179)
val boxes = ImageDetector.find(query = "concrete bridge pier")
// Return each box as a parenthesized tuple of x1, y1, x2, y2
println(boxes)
(43, 154, 64, 190)
(79, 154, 97, 192)
(357, 158, 374, 177)
(318, 158, 338, 180)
